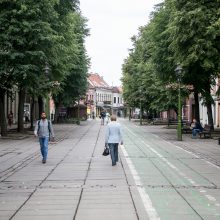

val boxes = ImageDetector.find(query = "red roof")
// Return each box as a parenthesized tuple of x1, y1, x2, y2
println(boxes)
(112, 86, 120, 93)
(112, 86, 123, 93)
(88, 73, 109, 88)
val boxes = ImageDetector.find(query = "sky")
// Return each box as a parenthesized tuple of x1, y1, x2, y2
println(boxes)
(79, 0, 163, 86)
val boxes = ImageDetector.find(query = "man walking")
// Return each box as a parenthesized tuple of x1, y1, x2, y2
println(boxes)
(105, 115, 123, 166)
(34, 112, 55, 163)
(100, 110, 106, 125)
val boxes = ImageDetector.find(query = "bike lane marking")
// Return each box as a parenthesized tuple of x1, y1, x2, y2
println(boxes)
(123, 125, 220, 216)
(160, 137, 220, 208)
(153, 132, 220, 171)
(120, 144, 160, 220)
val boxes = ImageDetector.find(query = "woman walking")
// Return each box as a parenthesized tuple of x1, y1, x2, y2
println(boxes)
(105, 115, 123, 166)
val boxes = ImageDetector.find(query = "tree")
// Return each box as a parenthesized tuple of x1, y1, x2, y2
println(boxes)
(0, 0, 89, 134)
(0, 0, 60, 133)
(52, 11, 89, 119)
(170, 0, 220, 128)
(122, 0, 220, 129)
(122, 21, 180, 118)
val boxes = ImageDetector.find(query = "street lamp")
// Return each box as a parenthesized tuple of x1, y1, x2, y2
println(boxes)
(175, 64, 183, 141)
(44, 63, 49, 79)
(139, 88, 142, 126)
(44, 63, 50, 116)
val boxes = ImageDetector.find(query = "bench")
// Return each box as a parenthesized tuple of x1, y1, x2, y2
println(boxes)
(182, 122, 192, 134)
(199, 124, 211, 139)
(152, 118, 168, 125)
(152, 119, 181, 126)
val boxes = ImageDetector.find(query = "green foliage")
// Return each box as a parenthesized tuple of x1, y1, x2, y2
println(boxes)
(122, 16, 179, 115)
(0, 0, 89, 133)
(170, 0, 220, 126)
(52, 9, 89, 107)
(170, 0, 220, 82)
(122, 0, 220, 123)
(0, 0, 89, 105)
(0, 0, 60, 94)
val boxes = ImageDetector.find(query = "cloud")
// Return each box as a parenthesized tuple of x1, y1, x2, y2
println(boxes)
(80, 0, 163, 85)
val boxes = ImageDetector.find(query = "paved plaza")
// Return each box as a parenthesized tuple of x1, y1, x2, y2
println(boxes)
(1, 119, 220, 220)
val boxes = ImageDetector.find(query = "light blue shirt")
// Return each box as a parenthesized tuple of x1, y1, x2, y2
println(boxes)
(105, 121, 123, 144)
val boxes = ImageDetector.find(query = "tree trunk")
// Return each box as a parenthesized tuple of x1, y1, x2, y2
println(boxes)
(77, 99, 80, 125)
(0, 89, 7, 136)
(30, 96, 35, 130)
(194, 92, 200, 123)
(174, 109, 178, 117)
(206, 101, 214, 130)
(38, 96, 43, 119)
(167, 109, 170, 127)
(17, 88, 25, 132)
(203, 82, 214, 130)
(129, 107, 131, 121)
(53, 100, 60, 123)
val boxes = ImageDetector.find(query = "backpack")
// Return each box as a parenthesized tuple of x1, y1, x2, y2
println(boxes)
(37, 120, 51, 135)
(101, 112, 106, 118)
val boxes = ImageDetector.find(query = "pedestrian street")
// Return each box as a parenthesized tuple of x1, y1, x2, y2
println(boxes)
(121, 119, 220, 220)
(1, 119, 220, 220)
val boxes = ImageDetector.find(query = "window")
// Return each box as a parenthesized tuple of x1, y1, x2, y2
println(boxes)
(118, 97, 120, 103)
(97, 93, 99, 102)
(114, 97, 116, 104)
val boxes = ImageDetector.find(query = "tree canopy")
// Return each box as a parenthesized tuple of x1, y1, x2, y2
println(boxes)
(122, 0, 220, 126)
(0, 0, 89, 135)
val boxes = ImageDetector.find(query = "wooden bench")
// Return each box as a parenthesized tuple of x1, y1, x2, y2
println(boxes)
(182, 122, 192, 134)
(199, 124, 211, 139)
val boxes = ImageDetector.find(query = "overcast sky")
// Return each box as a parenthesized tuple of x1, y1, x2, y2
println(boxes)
(79, 0, 162, 86)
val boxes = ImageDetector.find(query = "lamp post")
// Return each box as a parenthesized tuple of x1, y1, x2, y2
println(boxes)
(175, 64, 183, 141)
(44, 63, 50, 117)
(139, 89, 142, 126)
(44, 63, 49, 78)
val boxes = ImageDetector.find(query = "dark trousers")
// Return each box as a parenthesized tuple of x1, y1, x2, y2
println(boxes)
(192, 128, 201, 137)
(108, 143, 119, 165)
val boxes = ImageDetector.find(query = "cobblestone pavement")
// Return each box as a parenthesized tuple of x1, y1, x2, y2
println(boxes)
(1, 119, 220, 220)
(0, 121, 146, 220)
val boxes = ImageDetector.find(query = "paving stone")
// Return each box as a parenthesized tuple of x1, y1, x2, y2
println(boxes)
(14, 216, 73, 220)
(2, 120, 220, 219)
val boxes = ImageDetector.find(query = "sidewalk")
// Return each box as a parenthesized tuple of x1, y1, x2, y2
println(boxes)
(1, 119, 220, 220)
(140, 124, 220, 167)
(0, 121, 146, 220)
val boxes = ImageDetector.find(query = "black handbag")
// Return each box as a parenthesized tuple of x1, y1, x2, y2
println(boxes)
(102, 147, 109, 156)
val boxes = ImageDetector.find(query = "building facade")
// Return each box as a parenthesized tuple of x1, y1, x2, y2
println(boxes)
(86, 73, 124, 118)
(160, 80, 219, 127)
(112, 87, 124, 117)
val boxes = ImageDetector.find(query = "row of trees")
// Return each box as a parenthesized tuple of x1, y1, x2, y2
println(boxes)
(122, 0, 220, 128)
(0, 0, 89, 136)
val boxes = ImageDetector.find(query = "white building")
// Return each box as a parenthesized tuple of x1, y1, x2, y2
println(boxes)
(112, 87, 124, 117)
(86, 73, 124, 117)
(199, 78, 218, 127)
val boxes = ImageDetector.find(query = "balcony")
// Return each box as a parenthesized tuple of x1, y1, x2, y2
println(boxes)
(103, 101, 112, 105)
